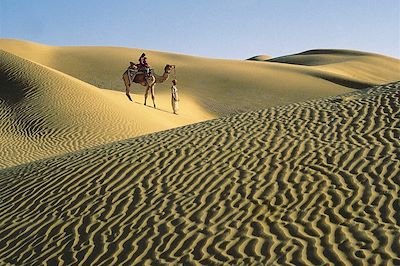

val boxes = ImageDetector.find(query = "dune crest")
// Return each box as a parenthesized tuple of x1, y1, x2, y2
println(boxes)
(0, 81, 399, 264)
(247, 55, 271, 61)
(1, 39, 399, 167)
(0, 50, 213, 168)
(2, 39, 399, 110)
(267, 49, 400, 88)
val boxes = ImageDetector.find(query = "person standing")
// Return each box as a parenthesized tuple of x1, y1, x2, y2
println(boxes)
(171, 79, 179, 114)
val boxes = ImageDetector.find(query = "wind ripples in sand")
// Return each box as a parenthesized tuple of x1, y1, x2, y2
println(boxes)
(0, 82, 399, 265)
(1, 50, 205, 168)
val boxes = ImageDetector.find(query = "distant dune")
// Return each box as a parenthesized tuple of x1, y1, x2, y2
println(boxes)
(247, 54, 272, 61)
(266, 49, 400, 89)
(1, 39, 399, 168)
(0, 81, 398, 265)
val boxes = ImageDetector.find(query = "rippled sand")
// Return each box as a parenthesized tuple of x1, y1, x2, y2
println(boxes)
(1, 40, 399, 168)
(0, 82, 398, 265)
(0, 50, 213, 168)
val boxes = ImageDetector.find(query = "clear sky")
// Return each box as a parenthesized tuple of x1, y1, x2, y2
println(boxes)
(1, 0, 399, 59)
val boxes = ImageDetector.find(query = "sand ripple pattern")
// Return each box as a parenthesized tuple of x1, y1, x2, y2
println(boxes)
(0, 50, 144, 168)
(0, 82, 399, 265)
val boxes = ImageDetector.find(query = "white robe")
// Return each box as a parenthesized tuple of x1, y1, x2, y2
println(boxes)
(171, 85, 179, 114)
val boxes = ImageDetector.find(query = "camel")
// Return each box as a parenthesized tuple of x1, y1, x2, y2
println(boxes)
(122, 64, 176, 108)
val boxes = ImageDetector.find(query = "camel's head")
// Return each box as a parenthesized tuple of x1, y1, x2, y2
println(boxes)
(164, 64, 176, 74)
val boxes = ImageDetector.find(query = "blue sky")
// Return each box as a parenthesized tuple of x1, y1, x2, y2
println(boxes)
(1, 0, 399, 59)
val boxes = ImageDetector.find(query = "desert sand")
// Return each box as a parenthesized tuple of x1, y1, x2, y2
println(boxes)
(1, 39, 399, 168)
(0, 81, 399, 265)
(0, 39, 400, 265)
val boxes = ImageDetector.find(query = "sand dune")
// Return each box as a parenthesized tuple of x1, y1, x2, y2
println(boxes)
(1, 39, 399, 168)
(2, 39, 399, 115)
(0, 81, 398, 265)
(267, 49, 400, 89)
(247, 55, 272, 61)
(1, 40, 399, 264)
(0, 50, 212, 168)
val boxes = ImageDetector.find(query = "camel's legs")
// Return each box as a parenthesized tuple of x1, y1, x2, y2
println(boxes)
(125, 85, 133, 102)
(144, 86, 149, 105)
(123, 73, 133, 101)
(150, 85, 156, 108)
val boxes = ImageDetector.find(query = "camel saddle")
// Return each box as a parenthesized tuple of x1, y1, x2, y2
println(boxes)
(126, 63, 152, 84)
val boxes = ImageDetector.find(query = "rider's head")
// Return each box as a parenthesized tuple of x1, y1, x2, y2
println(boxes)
(172, 79, 177, 85)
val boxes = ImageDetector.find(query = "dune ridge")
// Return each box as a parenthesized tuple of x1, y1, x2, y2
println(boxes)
(1, 39, 399, 168)
(2, 39, 400, 113)
(247, 55, 272, 61)
(266, 49, 400, 89)
(0, 50, 213, 168)
(0, 81, 398, 265)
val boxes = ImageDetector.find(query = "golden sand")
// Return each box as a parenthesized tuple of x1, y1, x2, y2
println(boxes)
(0, 49, 212, 168)
(1, 39, 399, 168)
(0, 81, 399, 264)
(0, 39, 399, 264)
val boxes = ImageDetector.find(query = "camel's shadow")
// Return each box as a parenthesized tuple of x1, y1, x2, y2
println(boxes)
(124, 93, 175, 115)
(134, 101, 174, 115)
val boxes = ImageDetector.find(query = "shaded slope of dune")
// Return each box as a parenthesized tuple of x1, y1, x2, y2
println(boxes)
(247, 55, 272, 61)
(2, 39, 399, 116)
(268, 49, 397, 65)
(266, 49, 400, 89)
(0, 50, 212, 168)
(0, 82, 398, 265)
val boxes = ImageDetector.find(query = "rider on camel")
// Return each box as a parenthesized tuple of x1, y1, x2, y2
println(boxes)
(138, 53, 151, 76)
